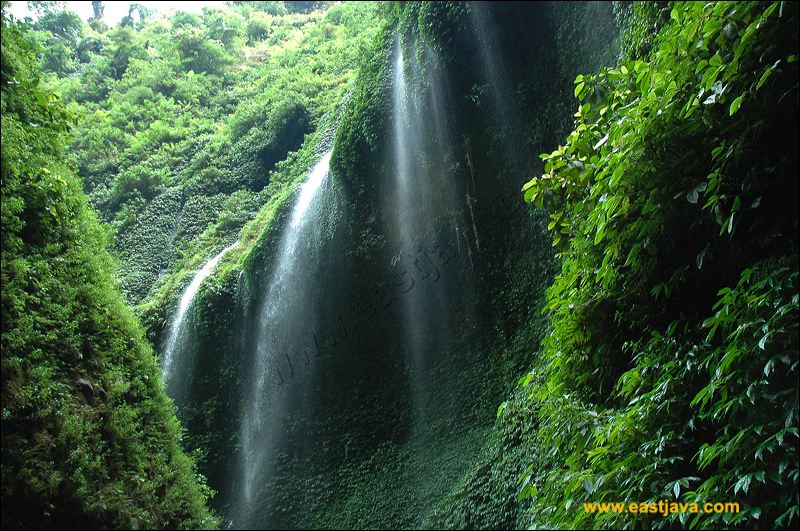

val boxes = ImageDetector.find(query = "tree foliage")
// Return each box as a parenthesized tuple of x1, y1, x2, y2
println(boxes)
(519, 1, 798, 528)
(1, 9, 218, 529)
(23, 1, 381, 305)
(2, 1, 797, 528)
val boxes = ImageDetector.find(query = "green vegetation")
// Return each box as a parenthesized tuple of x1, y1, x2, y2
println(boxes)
(1, 0, 797, 529)
(520, 1, 798, 528)
(1, 9, 217, 529)
(28, 0, 382, 306)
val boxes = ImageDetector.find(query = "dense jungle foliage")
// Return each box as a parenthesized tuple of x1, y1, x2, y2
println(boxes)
(1, 8, 217, 529)
(519, 1, 798, 528)
(1, 1, 798, 530)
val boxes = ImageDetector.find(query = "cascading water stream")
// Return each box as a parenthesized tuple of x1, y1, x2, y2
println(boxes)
(468, 1, 514, 126)
(392, 49, 415, 253)
(391, 46, 431, 421)
(468, 1, 527, 175)
(390, 39, 471, 430)
(162, 242, 238, 387)
(237, 150, 333, 523)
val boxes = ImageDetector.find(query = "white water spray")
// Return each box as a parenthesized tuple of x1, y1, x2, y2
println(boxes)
(239, 150, 332, 515)
(162, 242, 238, 383)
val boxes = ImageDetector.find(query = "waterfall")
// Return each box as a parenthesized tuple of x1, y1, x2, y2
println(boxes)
(162, 242, 237, 387)
(391, 45, 430, 420)
(390, 39, 470, 429)
(468, 1, 514, 124)
(468, 1, 526, 174)
(391, 49, 416, 251)
(237, 150, 332, 523)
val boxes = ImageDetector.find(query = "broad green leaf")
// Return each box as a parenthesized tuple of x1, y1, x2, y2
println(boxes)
(729, 95, 744, 115)
(497, 401, 508, 418)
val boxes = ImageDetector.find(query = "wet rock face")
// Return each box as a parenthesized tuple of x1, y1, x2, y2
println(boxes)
(96, 386, 108, 403)
(74, 377, 106, 405)
(75, 377, 95, 403)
